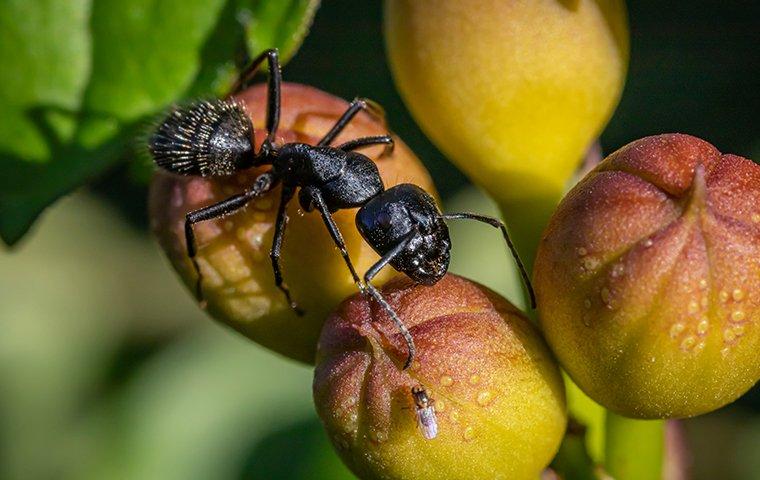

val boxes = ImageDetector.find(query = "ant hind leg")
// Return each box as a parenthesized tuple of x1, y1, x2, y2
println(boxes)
(228, 49, 282, 145)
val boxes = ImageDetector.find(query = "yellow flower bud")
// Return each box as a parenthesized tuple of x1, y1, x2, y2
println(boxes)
(314, 274, 566, 480)
(385, 0, 629, 262)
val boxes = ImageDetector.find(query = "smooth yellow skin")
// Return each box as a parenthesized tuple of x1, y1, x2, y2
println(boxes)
(385, 0, 628, 263)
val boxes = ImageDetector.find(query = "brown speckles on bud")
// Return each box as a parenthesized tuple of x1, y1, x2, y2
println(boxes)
(313, 274, 566, 480)
(535, 133, 760, 418)
(149, 83, 436, 363)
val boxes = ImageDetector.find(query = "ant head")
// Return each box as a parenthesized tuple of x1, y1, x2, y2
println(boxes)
(356, 184, 452, 285)
(149, 99, 255, 176)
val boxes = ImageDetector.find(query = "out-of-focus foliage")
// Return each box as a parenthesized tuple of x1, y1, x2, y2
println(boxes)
(0, 0, 318, 246)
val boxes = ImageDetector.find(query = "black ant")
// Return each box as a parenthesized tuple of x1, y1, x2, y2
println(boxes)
(148, 49, 535, 370)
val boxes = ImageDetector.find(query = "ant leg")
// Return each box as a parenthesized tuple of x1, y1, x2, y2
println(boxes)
(270, 185, 303, 315)
(364, 228, 419, 370)
(442, 213, 536, 308)
(185, 172, 276, 303)
(303, 187, 363, 291)
(228, 48, 281, 144)
(337, 135, 394, 157)
(317, 98, 388, 146)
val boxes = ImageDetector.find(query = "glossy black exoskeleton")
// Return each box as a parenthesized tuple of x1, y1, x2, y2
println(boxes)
(148, 49, 534, 370)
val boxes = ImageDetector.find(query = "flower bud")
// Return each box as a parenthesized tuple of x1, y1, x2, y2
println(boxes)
(149, 83, 436, 363)
(385, 0, 629, 263)
(313, 274, 566, 480)
(535, 133, 760, 418)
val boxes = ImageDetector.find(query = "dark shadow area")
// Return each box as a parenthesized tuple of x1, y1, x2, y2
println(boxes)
(601, 0, 760, 158)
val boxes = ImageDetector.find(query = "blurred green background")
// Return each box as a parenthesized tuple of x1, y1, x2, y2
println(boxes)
(1, 1, 758, 479)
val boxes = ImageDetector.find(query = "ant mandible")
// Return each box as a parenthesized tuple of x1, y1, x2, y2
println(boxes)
(148, 49, 535, 370)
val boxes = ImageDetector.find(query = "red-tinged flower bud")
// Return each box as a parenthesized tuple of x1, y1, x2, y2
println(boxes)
(535, 133, 760, 418)
(313, 274, 566, 480)
(149, 83, 436, 363)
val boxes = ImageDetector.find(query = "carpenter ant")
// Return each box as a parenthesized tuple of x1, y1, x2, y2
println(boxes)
(411, 385, 438, 440)
(148, 48, 535, 370)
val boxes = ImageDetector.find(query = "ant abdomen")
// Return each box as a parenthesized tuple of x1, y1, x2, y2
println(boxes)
(149, 99, 254, 177)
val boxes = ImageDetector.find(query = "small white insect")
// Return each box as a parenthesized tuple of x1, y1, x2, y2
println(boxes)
(411, 385, 438, 440)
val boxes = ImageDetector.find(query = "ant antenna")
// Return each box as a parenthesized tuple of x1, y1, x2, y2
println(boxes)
(441, 213, 536, 309)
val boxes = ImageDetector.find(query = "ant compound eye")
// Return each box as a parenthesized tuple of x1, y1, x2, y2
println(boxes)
(377, 211, 392, 229)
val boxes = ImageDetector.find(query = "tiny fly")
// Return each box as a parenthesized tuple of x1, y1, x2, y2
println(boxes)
(411, 386, 438, 440)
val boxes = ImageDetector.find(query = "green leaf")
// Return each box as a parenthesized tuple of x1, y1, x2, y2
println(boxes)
(0, 0, 320, 246)
(244, 0, 319, 64)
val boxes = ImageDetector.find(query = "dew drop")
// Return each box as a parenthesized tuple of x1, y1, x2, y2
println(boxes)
(368, 429, 387, 444)
(583, 298, 592, 309)
(611, 263, 625, 278)
(440, 375, 454, 387)
(681, 336, 696, 350)
(700, 297, 709, 308)
(731, 310, 746, 323)
(732, 289, 745, 302)
(721, 347, 731, 357)
(600, 287, 612, 304)
(752, 213, 760, 223)
(583, 256, 600, 271)
(435, 400, 446, 413)
(450, 410, 460, 423)
(577, 247, 588, 256)
(582, 313, 592, 327)
(733, 325, 746, 337)
(719, 291, 730, 303)
(670, 323, 685, 338)
(477, 391, 493, 406)
(463, 426, 475, 441)
(688, 301, 699, 314)
(699, 278, 708, 290)
(697, 318, 709, 335)
(724, 329, 736, 342)
(643, 238, 654, 248)
(469, 375, 481, 386)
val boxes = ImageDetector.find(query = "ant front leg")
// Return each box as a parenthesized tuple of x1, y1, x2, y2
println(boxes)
(185, 172, 276, 304)
(228, 48, 282, 145)
(363, 228, 419, 370)
(442, 212, 536, 308)
(318, 98, 388, 147)
(301, 186, 363, 291)
(270, 185, 303, 315)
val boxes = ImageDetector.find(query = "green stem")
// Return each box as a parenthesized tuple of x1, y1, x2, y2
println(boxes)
(604, 413, 664, 480)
